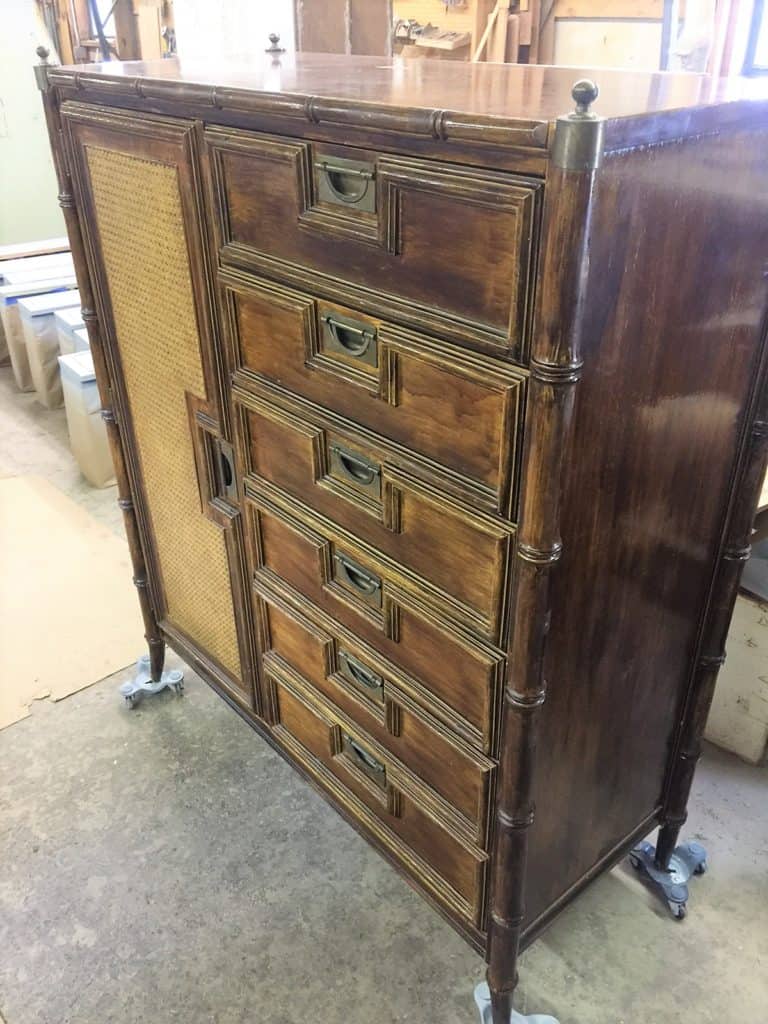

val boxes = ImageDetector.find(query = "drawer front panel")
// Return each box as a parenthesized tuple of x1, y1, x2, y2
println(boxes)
(206, 127, 540, 354)
(249, 497, 503, 752)
(223, 273, 524, 514)
(240, 395, 514, 633)
(268, 670, 487, 924)
(258, 591, 493, 840)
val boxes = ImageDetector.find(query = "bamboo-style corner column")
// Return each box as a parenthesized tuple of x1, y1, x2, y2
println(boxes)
(34, 46, 166, 684)
(657, 393, 768, 867)
(485, 82, 604, 1024)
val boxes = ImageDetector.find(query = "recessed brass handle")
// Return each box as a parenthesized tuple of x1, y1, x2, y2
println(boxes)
(316, 159, 375, 209)
(334, 552, 382, 607)
(321, 312, 377, 366)
(215, 438, 237, 503)
(329, 443, 381, 493)
(342, 732, 386, 788)
(338, 649, 384, 700)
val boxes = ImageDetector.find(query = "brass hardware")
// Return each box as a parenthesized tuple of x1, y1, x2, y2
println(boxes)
(329, 443, 381, 496)
(34, 45, 52, 91)
(316, 156, 376, 212)
(215, 438, 238, 503)
(341, 732, 386, 788)
(265, 32, 285, 54)
(338, 649, 384, 701)
(551, 79, 605, 172)
(334, 551, 382, 608)
(320, 311, 378, 367)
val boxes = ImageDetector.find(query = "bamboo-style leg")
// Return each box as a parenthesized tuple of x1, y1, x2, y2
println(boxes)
(34, 47, 179, 708)
(482, 82, 603, 1024)
(631, 408, 768, 916)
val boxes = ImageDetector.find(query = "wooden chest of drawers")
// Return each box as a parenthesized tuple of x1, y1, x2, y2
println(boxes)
(37, 50, 768, 1023)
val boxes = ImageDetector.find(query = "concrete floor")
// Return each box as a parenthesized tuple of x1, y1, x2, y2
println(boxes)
(1, 363, 767, 1024)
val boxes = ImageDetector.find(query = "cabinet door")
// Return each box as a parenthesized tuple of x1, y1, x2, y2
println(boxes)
(64, 104, 256, 709)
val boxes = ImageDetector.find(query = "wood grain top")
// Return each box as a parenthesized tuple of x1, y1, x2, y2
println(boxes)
(48, 53, 768, 130)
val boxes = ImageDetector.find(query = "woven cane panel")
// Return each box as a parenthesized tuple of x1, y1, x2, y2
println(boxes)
(85, 145, 241, 679)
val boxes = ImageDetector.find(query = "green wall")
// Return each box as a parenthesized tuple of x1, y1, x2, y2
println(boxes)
(0, 0, 65, 246)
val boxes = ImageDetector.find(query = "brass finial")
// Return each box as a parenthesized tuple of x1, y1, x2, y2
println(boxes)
(36, 45, 50, 64)
(265, 33, 285, 55)
(571, 79, 599, 118)
(552, 78, 604, 171)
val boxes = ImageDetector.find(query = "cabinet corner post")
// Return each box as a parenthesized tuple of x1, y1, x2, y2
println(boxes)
(485, 83, 603, 1024)
(34, 47, 166, 683)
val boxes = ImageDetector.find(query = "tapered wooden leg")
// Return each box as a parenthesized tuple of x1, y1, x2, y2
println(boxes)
(489, 983, 514, 1024)
(654, 820, 682, 870)
(148, 634, 166, 684)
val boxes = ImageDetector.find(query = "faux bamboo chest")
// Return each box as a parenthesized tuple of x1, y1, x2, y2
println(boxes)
(37, 49, 768, 1023)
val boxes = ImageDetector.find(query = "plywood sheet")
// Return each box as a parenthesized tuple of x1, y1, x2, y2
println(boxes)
(554, 17, 663, 70)
(0, 476, 144, 729)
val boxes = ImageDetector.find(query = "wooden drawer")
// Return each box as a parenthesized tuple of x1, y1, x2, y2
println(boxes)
(206, 127, 540, 355)
(247, 494, 504, 755)
(223, 271, 525, 516)
(266, 667, 488, 927)
(257, 588, 494, 845)
(238, 390, 514, 636)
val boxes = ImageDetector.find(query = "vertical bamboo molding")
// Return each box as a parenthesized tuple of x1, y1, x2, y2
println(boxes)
(34, 47, 166, 682)
(657, 385, 768, 867)
(486, 83, 603, 1022)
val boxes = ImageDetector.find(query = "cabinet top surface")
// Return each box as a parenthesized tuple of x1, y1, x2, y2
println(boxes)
(49, 53, 768, 126)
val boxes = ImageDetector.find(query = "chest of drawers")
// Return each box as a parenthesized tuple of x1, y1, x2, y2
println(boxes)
(37, 49, 768, 1023)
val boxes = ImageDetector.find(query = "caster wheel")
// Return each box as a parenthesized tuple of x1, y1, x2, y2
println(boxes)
(171, 681, 184, 696)
(125, 695, 138, 709)
(694, 860, 707, 876)
(669, 901, 687, 920)
(629, 853, 642, 871)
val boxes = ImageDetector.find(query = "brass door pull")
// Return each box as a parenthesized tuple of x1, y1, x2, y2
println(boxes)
(341, 732, 386, 788)
(338, 649, 384, 700)
(320, 312, 378, 367)
(215, 438, 238, 503)
(334, 552, 382, 607)
(316, 158, 376, 211)
(329, 443, 381, 494)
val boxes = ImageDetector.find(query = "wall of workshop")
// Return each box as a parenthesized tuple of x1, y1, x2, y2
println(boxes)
(552, 0, 674, 70)
(0, 0, 65, 246)
(173, 0, 296, 62)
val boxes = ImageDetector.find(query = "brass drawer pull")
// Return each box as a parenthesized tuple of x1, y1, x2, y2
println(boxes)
(316, 158, 376, 210)
(320, 312, 378, 366)
(338, 649, 384, 700)
(334, 552, 382, 607)
(342, 732, 386, 788)
(329, 443, 381, 493)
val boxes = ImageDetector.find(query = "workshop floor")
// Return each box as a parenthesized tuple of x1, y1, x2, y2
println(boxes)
(1, 364, 767, 1024)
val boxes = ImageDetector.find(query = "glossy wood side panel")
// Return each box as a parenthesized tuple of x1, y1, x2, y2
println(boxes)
(35, 69, 166, 684)
(525, 127, 768, 925)
(656, 337, 768, 866)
